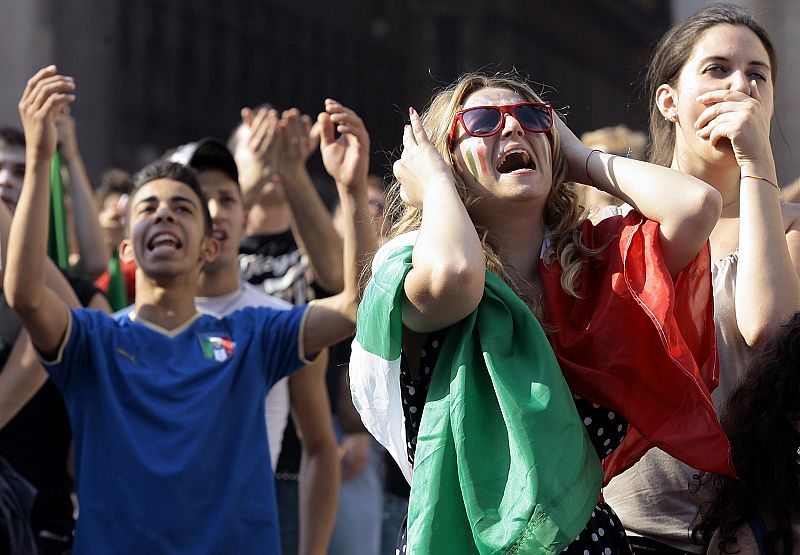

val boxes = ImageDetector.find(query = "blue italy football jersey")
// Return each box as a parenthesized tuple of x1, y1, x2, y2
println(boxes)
(44, 305, 307, 553)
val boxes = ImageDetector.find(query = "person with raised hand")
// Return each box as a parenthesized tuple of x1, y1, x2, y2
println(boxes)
(349, 72, 730, 554)
(234, 104, 343, 298)
(233, 102, 351, 553)
(4, 66, 373, 553)
(0, 70, 110, 553)
(236, 105, 281, 209)
(0, 196, 83, 555)
(603, 6, 800, 553)
(314, 103, 389, 555)
(171, 118, 366, 555)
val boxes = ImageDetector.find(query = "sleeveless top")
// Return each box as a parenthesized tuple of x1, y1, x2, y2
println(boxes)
(603, 251, 755, 552)
(746, 514, 768, 555)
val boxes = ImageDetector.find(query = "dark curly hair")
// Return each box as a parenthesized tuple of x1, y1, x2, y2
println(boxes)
(692, 311, 800, 554)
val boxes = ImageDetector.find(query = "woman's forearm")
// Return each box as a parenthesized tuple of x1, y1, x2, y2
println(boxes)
(586, 151, 722, 275)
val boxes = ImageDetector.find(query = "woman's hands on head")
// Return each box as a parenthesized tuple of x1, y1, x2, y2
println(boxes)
(693, 80, 773, 172)
(553, 114, 592, 184)
(393, 107, 456, 209)
(393, 108, 486, 333)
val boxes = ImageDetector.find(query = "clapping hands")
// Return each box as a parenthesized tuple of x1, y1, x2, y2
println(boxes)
(236, 105, 320, 203)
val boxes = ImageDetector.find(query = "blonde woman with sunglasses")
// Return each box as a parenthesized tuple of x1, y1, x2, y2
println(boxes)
(604, 5, 800, 554)
(349, 72, 733, 555)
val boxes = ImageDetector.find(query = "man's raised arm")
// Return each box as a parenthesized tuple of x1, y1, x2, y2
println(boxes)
(4, 66, 75, 358)
(302, 99, 377, 356)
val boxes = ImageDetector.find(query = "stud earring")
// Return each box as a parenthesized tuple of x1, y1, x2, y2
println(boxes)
(665, 109, 679, 123)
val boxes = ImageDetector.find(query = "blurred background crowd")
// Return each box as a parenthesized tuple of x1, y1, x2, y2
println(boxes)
(1, 1, 800, 554)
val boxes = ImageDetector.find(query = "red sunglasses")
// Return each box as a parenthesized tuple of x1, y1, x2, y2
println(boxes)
(447, 102, 554, 149)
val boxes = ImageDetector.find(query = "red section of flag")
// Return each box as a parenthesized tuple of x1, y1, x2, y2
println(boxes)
(220, 337, 234, 356)
(541, 211, 734, 483)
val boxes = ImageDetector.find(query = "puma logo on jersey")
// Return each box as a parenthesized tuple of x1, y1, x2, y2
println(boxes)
(116, 348, 137, 364)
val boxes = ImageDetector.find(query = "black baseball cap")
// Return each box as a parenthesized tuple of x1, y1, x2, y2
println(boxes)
(169, 137, 239, 184)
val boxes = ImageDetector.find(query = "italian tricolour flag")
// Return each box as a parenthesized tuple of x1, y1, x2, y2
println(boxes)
(349, 232, 603, 555)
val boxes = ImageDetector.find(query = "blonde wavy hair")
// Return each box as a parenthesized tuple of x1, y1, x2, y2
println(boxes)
(386, 72, 591, 317)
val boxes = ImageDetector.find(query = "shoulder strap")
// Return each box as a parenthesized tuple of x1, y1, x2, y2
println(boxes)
(746, 514, 768, 555)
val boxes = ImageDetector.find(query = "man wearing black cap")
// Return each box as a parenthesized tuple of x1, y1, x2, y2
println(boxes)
(173, 136, 342, 555)
(171, 137, 300, 467)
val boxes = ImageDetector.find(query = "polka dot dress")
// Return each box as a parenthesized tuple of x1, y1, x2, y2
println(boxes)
(572, 394, 629, 459)
(560, 395, 630, 553)
(399, 329, 446, 467)
(397, 332, 633, 554)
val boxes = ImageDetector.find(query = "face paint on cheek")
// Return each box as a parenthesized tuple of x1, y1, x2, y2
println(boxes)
(464, 148, 479, 180)
(476, 144, 489, 175)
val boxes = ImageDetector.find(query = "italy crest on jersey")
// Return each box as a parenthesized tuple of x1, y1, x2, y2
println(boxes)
(198, 333, 236, 362)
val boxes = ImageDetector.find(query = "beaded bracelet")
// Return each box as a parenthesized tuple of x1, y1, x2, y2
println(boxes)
(584, 149, 602, 186)
(741, 175, 780, 191)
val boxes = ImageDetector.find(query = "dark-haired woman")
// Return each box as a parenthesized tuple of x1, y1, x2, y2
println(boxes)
(693, 311, 800, 554)
(604, 4, 800, 553)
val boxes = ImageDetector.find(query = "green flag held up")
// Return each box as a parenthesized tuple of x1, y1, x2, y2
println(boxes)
(47, 150, 70, 269)
(350, 237, 603, 554)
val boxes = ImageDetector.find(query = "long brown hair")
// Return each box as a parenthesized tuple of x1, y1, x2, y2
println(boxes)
(386, 72, 589, 316)
(645, 3, 777, 167)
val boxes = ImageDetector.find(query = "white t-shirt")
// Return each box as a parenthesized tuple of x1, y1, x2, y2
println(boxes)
(195, 282, 292, 471)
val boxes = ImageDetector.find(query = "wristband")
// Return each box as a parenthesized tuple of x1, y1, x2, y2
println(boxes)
(584, 149, 602, 186)
(741, 175, 779, 191)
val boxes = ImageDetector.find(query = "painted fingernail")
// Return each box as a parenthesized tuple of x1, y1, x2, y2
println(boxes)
(409, 107, 415, 116)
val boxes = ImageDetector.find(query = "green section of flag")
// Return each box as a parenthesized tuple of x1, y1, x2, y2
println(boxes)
(106, 249, 128, 311)
(47, 150, 70, 270)
(356, 243, 602, 554)
(200, 337, 214, 360)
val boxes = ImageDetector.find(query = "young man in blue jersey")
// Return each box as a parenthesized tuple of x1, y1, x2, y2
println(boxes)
(4, 66, 374, 553)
